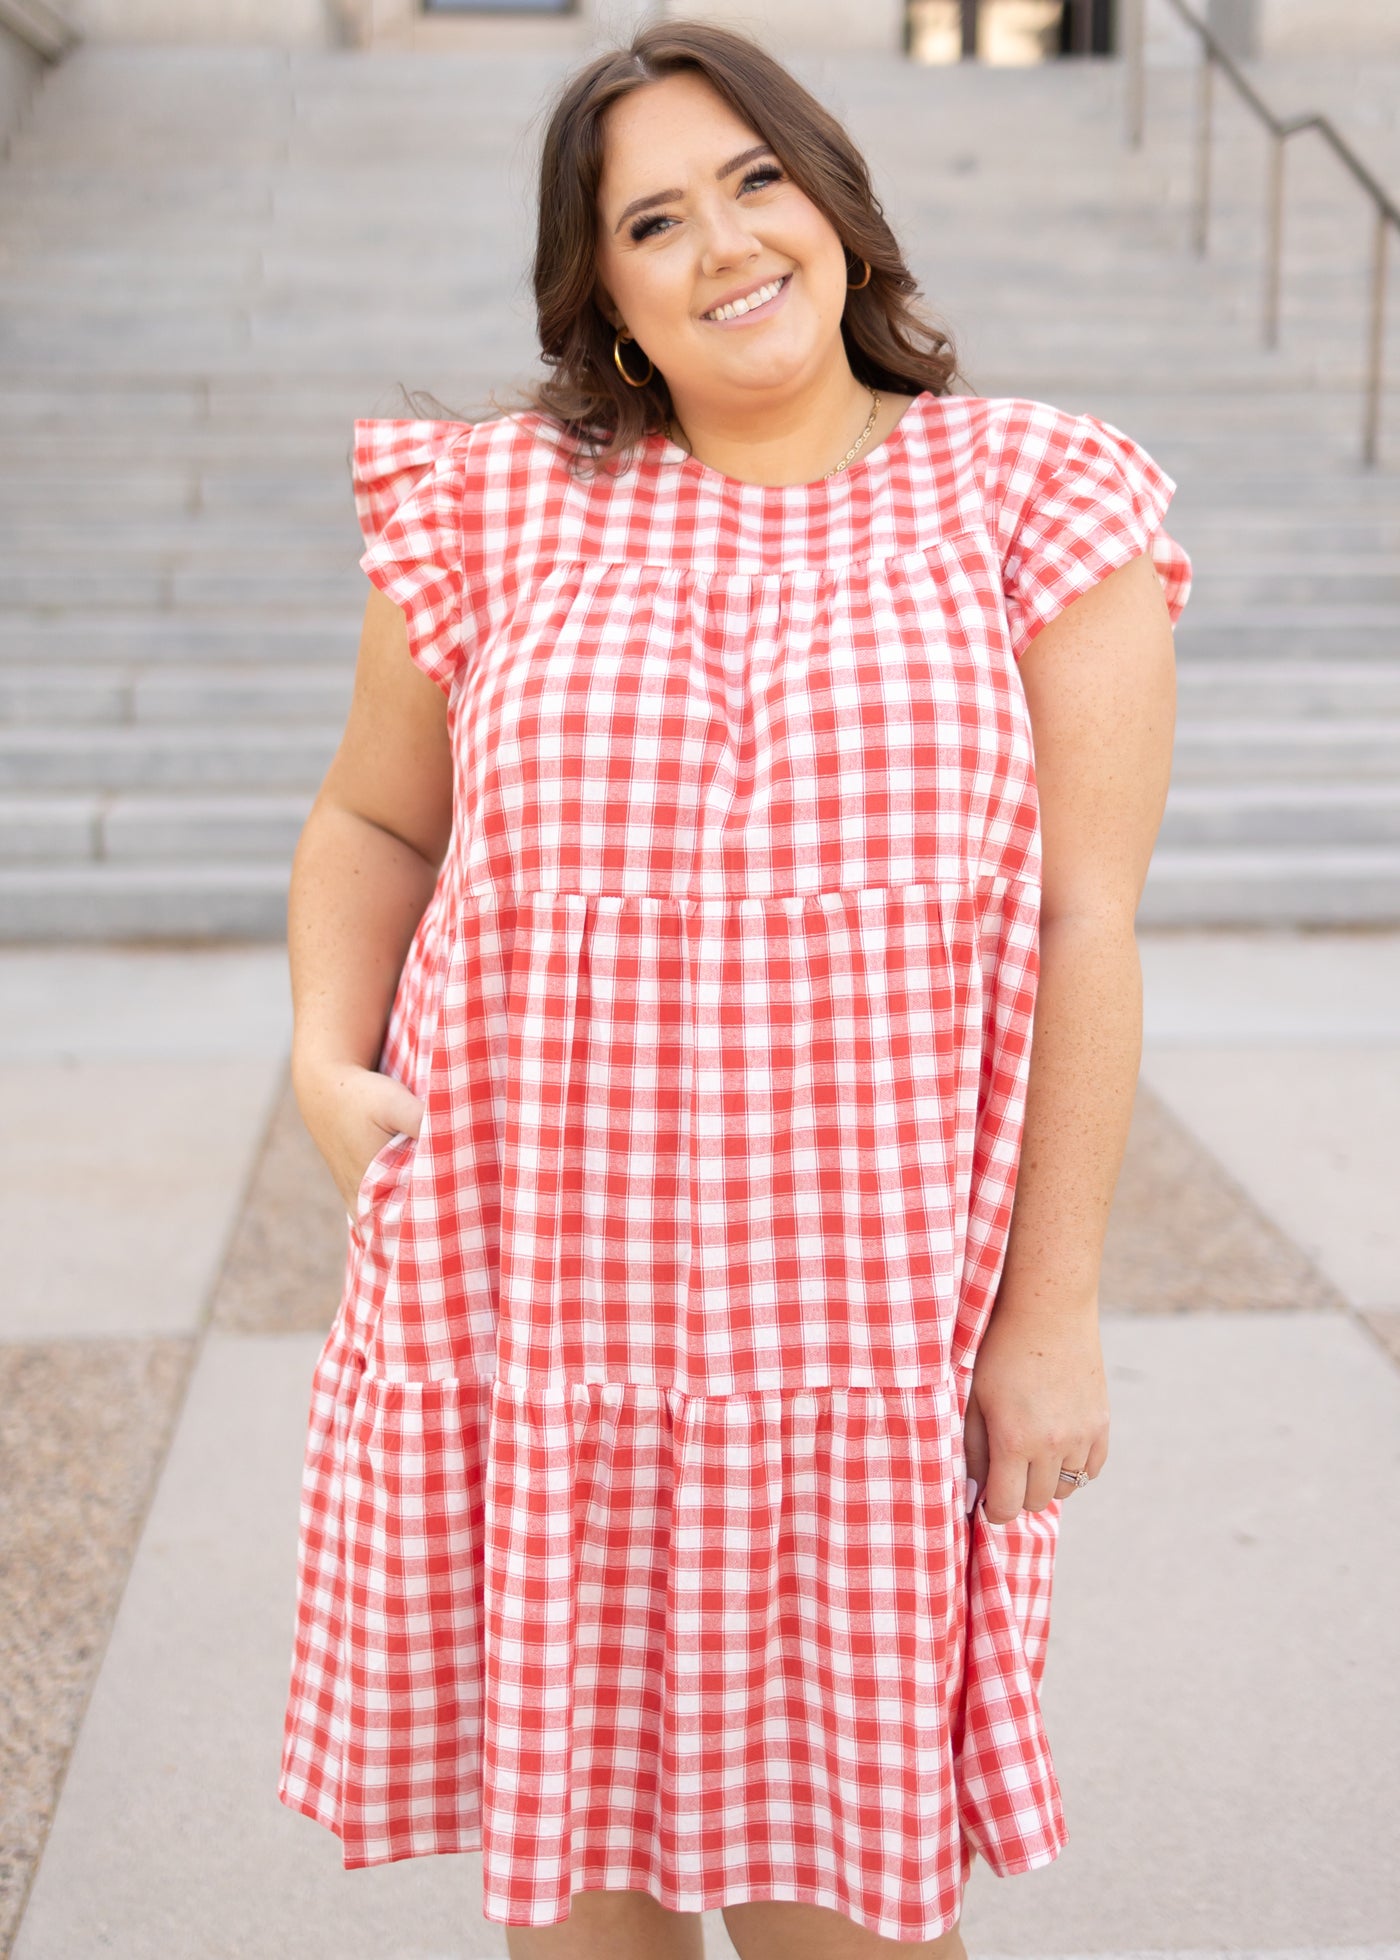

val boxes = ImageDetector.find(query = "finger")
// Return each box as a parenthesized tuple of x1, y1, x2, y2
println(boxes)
(963, 1392, 990, 1494)
(1024, 1454, 1068, 1514)
(983, 1447, 1030, 1525)
(1084, 1429, 1110, 1480)
(382, 1083, 427, 1139)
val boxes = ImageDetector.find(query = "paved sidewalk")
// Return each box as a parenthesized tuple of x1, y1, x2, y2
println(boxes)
(2, 933, 1398, 1959)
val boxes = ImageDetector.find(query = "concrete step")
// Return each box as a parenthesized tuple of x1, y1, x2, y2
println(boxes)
(133, 668, 353, 723)
(1139, 847, 1400, 926)
(0, 427, 371, 467)
(1159, 782, 1400, 847)
(1170, 720, 1400, 780)
(0, 861, 289, 940)
(0, 792, 311, 862)
(0, 795, 97, 863)
(0, 726, 340, 792)
(0, 667, 355, 726)
(1175, 662, 1400, 716)
(1173, 612, 1400, 660)
(103, 792, 312, 861)
(1181, 571, 1400, 607)
(0, 564, 364, 610)
(0, 514, 361, 550)
(1161, 518, 1400, 552)
(0, 615, 356, 664)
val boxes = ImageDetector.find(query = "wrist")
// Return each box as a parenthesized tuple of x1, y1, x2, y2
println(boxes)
(988, 1281, 1100, 1328)
(291, 1042, 372, 1106)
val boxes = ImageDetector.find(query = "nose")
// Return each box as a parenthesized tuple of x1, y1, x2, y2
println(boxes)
(697, 196, 762, 277)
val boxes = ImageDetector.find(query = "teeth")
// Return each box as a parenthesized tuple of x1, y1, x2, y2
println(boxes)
(705, 276, 784, 322)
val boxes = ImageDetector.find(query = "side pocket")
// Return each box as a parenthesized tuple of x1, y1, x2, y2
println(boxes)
(349, 1129, 416, 1246)
(955, 1500, 1068, 1875)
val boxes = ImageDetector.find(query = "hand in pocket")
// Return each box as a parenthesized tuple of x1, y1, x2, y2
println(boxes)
(294, 1058, 426, 1215)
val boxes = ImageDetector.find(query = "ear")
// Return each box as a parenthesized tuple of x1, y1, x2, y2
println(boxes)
(594, 287, 622, 333)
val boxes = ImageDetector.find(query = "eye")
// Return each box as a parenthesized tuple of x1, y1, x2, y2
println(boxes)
(626, 162, 786, 243)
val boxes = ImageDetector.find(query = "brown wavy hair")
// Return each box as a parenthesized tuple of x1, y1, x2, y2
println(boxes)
(388, 20, 967, 474)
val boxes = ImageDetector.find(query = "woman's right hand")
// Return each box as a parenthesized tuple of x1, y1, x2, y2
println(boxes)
(293, 1055, 427, 1216)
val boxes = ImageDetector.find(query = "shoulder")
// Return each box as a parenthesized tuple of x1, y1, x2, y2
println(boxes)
(935, 395, 1175, 542)
(893, 393, 1095, 505)
(350, 406, 564, 485)
(920, 394, 1087, 472)
(350, 407, 585, 544)
(967, 395, 1170, 491)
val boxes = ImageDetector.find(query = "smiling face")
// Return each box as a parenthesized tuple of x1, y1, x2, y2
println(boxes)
(593, 70, 853, 420)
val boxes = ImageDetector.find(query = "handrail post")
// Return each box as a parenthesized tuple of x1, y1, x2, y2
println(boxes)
(1194, 49, 1213, 256)
(1125, 0, 1145, 150)
(1123, 0, 1395, 466)
(1264, 130, 1285, 348)
(0, 0, 79, 61)
(1364, 208, 1389, 469)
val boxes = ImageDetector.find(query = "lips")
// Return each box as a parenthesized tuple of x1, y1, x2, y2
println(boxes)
(702, 273, 790, 322)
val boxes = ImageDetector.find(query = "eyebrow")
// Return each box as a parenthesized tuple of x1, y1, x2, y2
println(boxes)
(611, 143, 778, 234)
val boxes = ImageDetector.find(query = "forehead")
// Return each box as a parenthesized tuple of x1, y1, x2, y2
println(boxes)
(597, 72, 763, 191)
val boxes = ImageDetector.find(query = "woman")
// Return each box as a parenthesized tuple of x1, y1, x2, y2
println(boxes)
(278, 20, 1189, 1960)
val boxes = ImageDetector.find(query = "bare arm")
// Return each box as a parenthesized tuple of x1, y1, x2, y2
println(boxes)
(287, 584, 454, 1210)
(965, 549, 1177, 1523)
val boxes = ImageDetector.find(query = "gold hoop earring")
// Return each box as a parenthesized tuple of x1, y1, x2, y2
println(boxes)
(613, 327, 654, 387)
(846, 259, 872, 290)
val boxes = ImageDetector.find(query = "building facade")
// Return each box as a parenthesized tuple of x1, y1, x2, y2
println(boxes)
(29, 0, 1400, 55)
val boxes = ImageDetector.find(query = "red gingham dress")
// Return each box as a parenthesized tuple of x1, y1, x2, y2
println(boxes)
(277, 389, 1192, 1940)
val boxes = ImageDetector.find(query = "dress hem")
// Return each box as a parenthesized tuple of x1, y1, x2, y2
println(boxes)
(276, 1778, 1013, 1942)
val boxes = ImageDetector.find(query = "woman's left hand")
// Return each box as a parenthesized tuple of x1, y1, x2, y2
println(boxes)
(963, 1300, 1111, 1523)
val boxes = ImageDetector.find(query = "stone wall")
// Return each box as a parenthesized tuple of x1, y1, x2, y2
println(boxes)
(1257, 0, 1400, 56)
(60, 0, 333, 41)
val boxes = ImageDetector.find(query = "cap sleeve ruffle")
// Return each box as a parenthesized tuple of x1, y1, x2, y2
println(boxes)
(352, 417, 482, 697)
(988, 402, 1193, 663)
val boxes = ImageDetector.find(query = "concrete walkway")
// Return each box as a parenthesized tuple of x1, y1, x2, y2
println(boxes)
(1, 930, 1397, 1959)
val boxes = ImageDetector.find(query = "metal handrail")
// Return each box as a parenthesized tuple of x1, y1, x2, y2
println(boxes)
(1124, 0, 1398, 467)
(0, 0, 78, 61)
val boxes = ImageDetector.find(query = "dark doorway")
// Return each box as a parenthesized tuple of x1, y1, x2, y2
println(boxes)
(1057, 0, 1117, 54)
(422, 0, 574, 11)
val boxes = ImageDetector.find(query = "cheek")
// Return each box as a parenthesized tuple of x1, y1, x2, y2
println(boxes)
(635, 264, 705, 345)
(786, 205, 848, 302)
(801, 242, 849, 317)
(601, 247, 684, 334)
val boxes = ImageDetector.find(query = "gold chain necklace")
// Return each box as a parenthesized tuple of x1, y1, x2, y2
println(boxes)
(668, 386, 882, 481)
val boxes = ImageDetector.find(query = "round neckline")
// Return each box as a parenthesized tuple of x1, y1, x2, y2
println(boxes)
(649, 388, 932, 492)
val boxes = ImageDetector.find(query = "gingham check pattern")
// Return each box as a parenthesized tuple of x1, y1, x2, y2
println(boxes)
(278, 393, 1191, 1939)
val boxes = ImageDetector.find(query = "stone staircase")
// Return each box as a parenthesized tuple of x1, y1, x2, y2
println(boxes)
(1, 40, 1398, 936)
